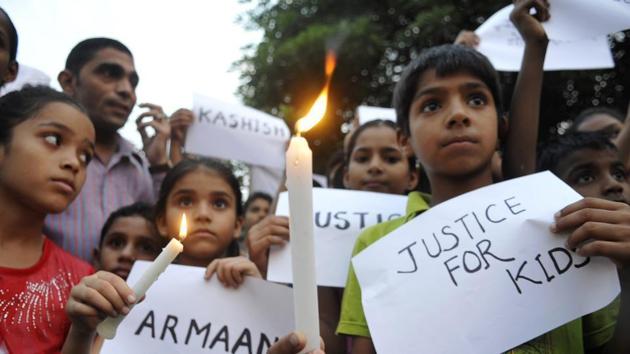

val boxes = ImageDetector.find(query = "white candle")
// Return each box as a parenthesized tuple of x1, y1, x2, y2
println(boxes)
(96, 214, 187, 339)
(286, 136, 320, 353)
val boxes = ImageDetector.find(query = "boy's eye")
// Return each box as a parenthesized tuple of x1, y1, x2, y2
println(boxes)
(44, 134, 62, 146)
(421, 100, 440, 113)
(612, 166, 627, 182)
(576, 173, 595, 185)
(468, 94, 487, 107)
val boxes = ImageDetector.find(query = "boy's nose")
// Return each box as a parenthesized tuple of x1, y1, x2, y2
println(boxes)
(119, 244, 136, 261)
(602, 175, 626, 201)
(446, 103, 471, 128)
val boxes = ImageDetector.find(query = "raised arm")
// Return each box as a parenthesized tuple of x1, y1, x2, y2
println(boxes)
(502, 0, 549, 179)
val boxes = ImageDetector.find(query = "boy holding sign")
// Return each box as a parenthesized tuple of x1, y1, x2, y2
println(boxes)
(338, 1, 625, 352)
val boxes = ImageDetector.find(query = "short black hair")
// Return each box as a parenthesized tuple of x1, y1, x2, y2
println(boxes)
(244, 192, 272, 212)
(537, 132, 617, 174)
(0, 85, 86, 147)
(0, 7, 18, 62)
(393, 44, 503, 137)
(99, 202, 158, 248)
(569, 107, 626, 133)
(65, 37, 133, 74)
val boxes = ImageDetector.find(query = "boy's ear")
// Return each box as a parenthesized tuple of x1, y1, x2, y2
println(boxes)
(397, 129, 415, 158)
(92, 248, 101, 269)
(2, 61, 18, 84)
(408, 167, 420, 191)
(155, 214, 169, 237)
(57, 69, 77, 96)
(233, 216, 243, 239)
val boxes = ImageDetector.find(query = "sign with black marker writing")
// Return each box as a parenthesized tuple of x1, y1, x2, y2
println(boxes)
(186, 94, 290, 169)
(352, 172, 620, 354)
(101, 262, 294, 354)
(267, 188, 407, 287)
(475, 5, 614, 72)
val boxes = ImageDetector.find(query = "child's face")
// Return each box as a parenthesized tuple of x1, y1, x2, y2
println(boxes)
(157, 168, 242, 263)
(0, 102, 95, 214)
(406, 69, 498, 179)
(0, 12, 17, 87)
(94, 216, 162, 280)
(344, 125, 417, 194)
(243, 197, 270, 230)
(555, 148, 629, 203)
(66, 47, 138, 133)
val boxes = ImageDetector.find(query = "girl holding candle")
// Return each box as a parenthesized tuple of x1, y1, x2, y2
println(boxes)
(153, 158, 262, 286)
(0, 86, 97, 353)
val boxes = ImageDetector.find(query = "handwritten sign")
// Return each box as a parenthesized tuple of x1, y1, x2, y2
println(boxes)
(352, 172, 620, 354)
(543, 0, 630, 41)
(476, 5, 614, 71)
(357, 106, 396, 125)
(267, 188, 407, 287)
(186, 94, 290, 169)
(101, 262, 294, 354)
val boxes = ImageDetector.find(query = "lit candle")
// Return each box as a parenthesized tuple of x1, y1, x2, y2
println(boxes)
(96, 214, 188, 339)
(286, 136, 320, 353)
(286, 49, 337, 353)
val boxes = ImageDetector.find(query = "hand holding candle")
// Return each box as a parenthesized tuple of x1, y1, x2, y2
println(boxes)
(286, 50, 337, 353)
(96, 214, 188, 339)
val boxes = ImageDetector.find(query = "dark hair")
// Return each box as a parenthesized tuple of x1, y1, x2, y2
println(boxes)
(65, 37, 133, 74)
(537, 132, 617, 174)
(0, 7, 18, 62)
(345, 119, 416, 173)
(99, 202, 159, 248)
(393, 44, 503, 137)
(0, 85, 86, 146)
(568, 107, 626, 133)
(325, 149, 345, 189)
(244, 192, 272, 212)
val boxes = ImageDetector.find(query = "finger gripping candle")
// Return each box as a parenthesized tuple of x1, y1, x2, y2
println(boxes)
(96, 214, 187, 339)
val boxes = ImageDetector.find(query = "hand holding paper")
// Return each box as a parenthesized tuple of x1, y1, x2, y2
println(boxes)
(510, 0, 549, 44)
(204, 256, 262, 288)
(247, 215, 290, 277)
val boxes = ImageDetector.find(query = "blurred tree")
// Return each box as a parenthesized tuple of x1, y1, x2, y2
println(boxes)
(235, 0, 630, 172)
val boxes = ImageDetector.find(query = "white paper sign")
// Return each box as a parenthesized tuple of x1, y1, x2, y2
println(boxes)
(353, 172, 620, 354)
(101, 262, 294, 354)
(186, 94, 290, 169)
(476, 5, 614, 71)
(357, 106, 396, 125)
(543, 0, 630, 41)
(267, 188, 407, 288)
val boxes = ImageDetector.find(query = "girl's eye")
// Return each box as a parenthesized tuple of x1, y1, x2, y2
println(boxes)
(178, 197, 193, 207)
(107, 237, 125, 249)
(468, 94, 487, 107)
(79, 151, 93, 165)
(44, 134, 62, 146)
(353, 154, 369, 164)
(421, 100, 440, 113)
(214, 199, 228, 209)
(385, 156, 401, 164)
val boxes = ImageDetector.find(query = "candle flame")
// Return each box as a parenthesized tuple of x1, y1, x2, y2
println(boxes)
(295, 50, 337, 135)
(179, 213, 188, 240)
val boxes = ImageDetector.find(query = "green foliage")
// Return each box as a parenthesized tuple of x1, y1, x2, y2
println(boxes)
(236, 0, 630, 172)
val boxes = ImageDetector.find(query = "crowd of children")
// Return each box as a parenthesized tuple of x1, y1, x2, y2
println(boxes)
(1, 1, 630, 353)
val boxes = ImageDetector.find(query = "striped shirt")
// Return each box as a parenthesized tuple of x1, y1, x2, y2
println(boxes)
(44, 135, 160, 263)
